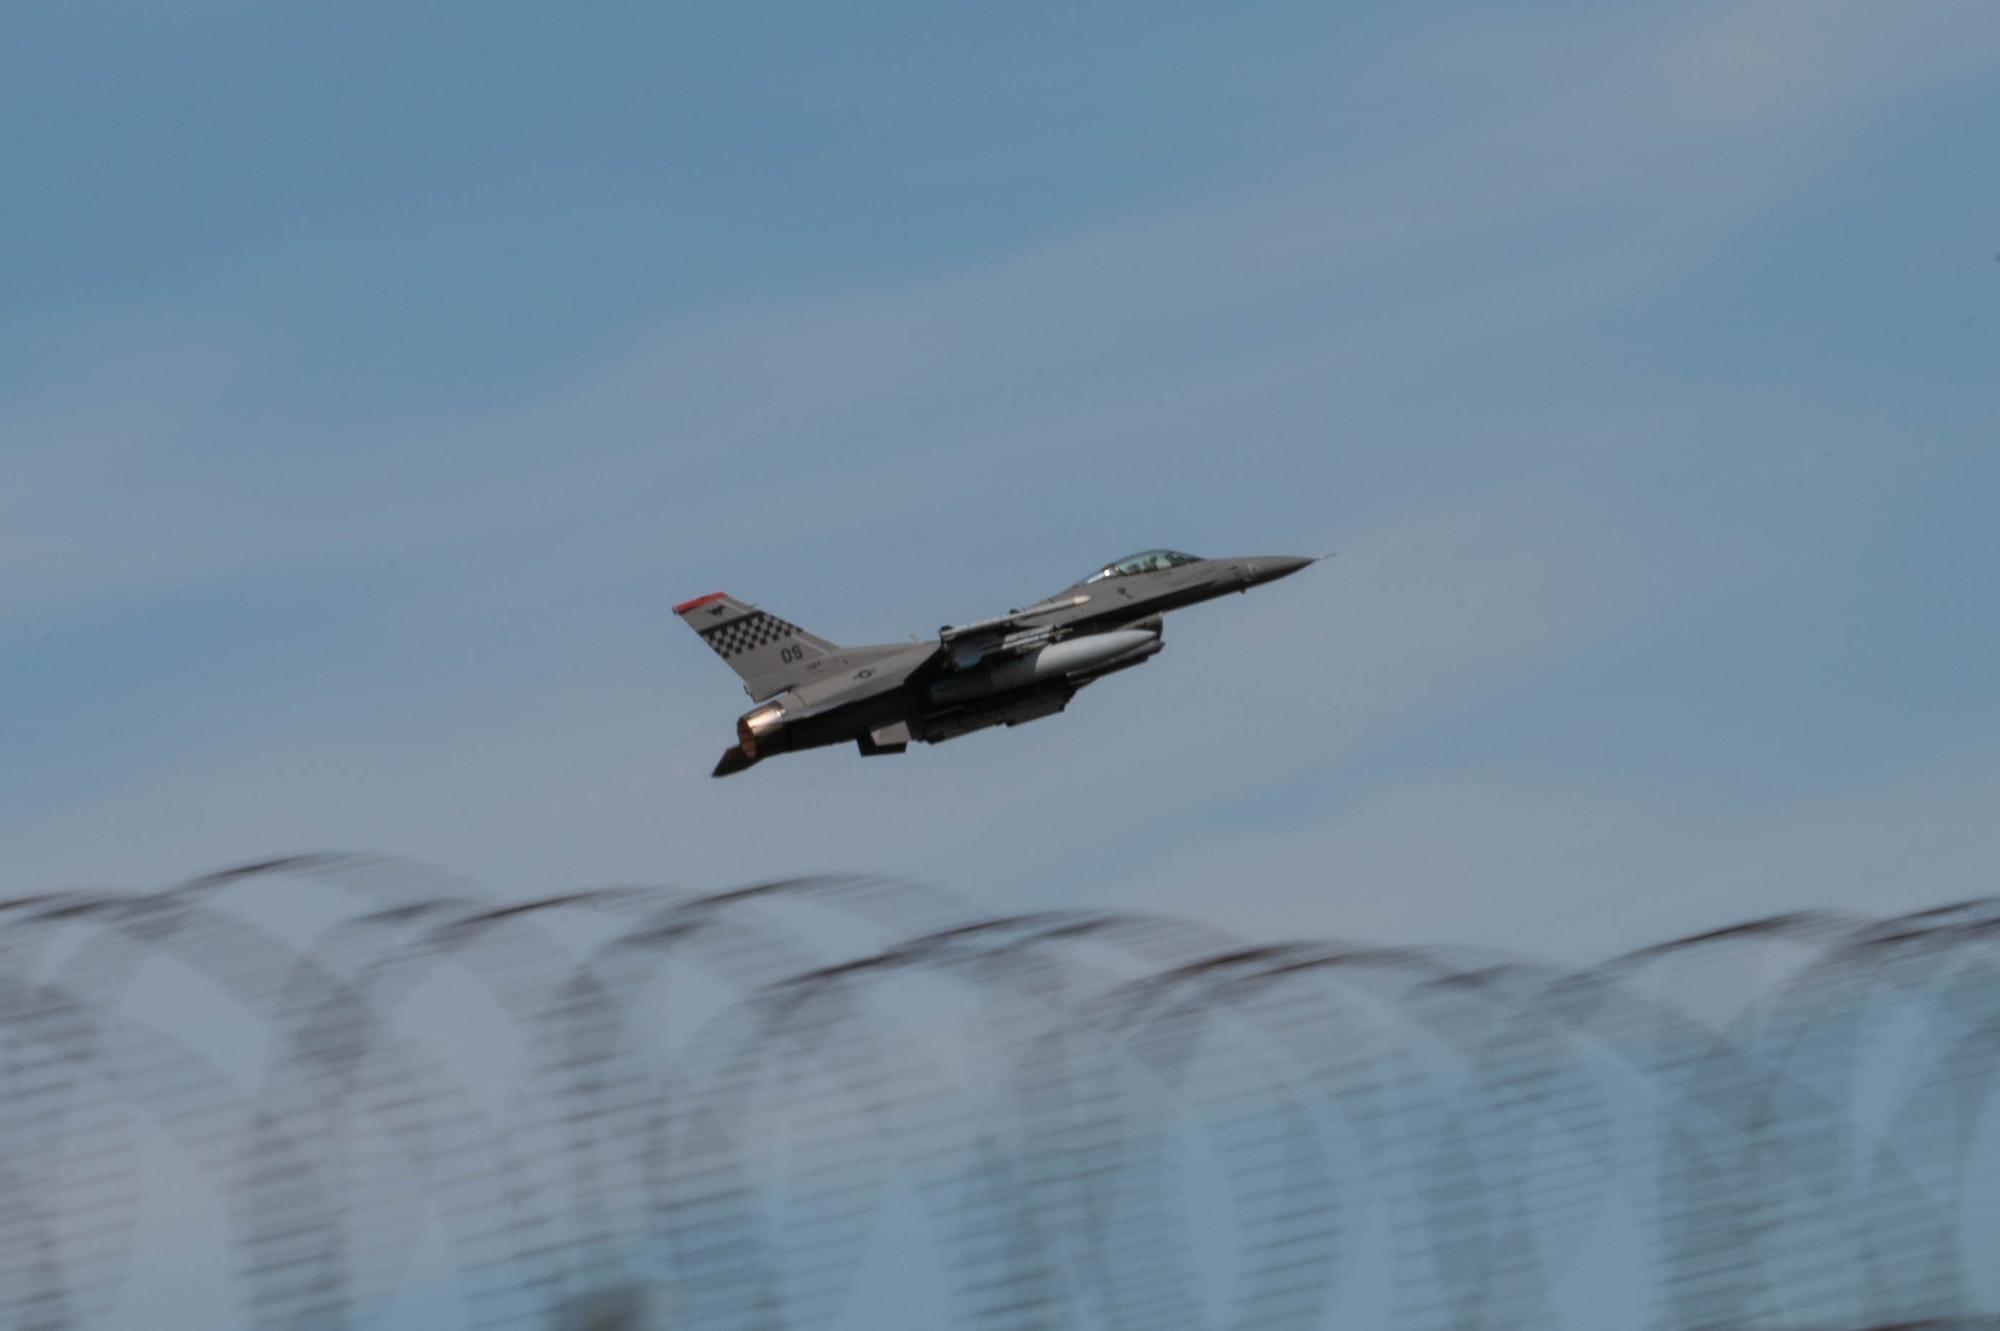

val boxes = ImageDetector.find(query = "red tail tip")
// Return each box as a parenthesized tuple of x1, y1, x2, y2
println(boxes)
(674, 592, 728, 614)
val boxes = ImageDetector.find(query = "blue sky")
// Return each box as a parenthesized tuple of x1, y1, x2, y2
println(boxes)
(5, 0, 1998, 972)
(6, 5, 2000, 1329)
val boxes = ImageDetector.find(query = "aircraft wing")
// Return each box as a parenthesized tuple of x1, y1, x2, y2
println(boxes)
(939, 595, 1088, 643)
(937, 595, 1091, 669)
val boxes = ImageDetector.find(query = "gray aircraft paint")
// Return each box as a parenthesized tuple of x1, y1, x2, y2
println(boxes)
(676, 551, 1317, 776)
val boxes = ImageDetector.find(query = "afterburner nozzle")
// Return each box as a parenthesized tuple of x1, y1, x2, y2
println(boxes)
(736, 701, 789, 759)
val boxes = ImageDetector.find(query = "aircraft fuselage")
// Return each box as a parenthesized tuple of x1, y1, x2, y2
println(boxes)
(679, 552, 1315, 776)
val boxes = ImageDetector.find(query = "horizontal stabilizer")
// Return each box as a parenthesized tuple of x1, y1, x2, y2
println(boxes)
(712, 745, 758, 777)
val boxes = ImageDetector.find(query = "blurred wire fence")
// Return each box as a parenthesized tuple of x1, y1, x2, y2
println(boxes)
(2, 854, 1996, 1330)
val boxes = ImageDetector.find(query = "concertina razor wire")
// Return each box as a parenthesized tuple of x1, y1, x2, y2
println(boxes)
(2, 854, 1997, 1331)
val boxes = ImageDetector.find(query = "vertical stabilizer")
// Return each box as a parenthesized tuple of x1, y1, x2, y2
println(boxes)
(674, 593, 839, 699)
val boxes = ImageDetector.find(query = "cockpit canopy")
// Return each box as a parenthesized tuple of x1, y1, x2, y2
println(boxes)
(1083, 549, 1204, 583)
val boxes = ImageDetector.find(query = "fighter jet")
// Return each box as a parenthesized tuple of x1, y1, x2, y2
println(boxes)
(677, 550, 1319, 776)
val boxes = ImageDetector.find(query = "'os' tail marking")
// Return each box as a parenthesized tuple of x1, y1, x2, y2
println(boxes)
(674, 592, 838, 699)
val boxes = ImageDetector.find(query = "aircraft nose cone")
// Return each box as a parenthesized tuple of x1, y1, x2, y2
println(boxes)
(1242, 555, 1316, 586)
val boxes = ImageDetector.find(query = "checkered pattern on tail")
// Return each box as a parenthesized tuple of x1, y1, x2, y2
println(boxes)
(700, 609, 802, 660)
(674, 592, 839, 699)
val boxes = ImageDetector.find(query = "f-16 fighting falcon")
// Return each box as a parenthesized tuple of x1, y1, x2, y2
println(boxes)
(678, 550, 1319, 776)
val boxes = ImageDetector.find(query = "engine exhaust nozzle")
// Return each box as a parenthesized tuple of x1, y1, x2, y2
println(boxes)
(736, 701, 789, 758)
